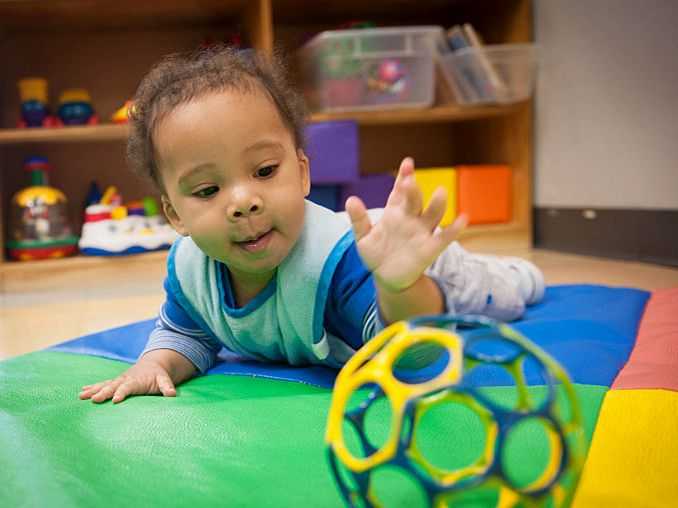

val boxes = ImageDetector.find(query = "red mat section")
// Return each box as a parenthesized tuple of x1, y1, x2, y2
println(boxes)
(612, 288, 678, 391)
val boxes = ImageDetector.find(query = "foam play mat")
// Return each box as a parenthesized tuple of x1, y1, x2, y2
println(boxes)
(1, 285, 677, 507)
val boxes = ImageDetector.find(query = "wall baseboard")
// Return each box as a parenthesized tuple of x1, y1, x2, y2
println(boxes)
(533, 207, 678, 268)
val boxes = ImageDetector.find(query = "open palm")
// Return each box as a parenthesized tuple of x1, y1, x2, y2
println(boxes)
(346, 157, 467, 292)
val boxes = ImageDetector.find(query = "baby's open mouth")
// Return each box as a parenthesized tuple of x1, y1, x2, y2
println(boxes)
(235, 229, 273, 253)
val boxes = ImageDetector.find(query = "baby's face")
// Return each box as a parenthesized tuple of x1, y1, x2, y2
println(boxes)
(155, 89, 310, 285)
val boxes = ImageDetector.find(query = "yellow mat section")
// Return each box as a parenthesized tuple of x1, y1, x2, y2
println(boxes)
(573, 389, 678, 508)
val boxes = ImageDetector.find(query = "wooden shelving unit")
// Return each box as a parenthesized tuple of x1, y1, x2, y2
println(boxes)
(0, 103, 521, 145)
(0, 0, 533, 271)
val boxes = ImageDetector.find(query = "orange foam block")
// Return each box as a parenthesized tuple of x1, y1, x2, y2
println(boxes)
(413, 168, 457, 226)
(457, 165, 512, 225)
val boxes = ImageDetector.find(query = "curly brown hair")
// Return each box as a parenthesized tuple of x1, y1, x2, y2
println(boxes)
(127, 45, 306, 190)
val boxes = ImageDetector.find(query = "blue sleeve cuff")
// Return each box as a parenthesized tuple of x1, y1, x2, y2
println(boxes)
(142, 318, 221, 374)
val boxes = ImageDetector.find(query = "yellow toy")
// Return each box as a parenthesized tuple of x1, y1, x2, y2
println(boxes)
(325, 315, 585, 507)
(111, 100, 133, 124)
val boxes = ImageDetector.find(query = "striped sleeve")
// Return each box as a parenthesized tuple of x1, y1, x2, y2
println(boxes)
(141, 278, 223, 373)
(361, 300, 386, 344)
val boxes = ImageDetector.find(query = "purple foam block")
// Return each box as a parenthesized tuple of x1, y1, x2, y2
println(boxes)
(340, 173, 395, 210)
(304, 120, 359, 184)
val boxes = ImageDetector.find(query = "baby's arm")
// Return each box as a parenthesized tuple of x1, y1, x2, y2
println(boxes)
(79, 348, 196, 404)
(345, 157, 467, 324)
(80, 284, 221, 404)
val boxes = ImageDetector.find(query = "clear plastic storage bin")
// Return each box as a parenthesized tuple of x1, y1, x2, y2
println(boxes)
(439, 44, 537, 105)
(298, 26, 444, 113)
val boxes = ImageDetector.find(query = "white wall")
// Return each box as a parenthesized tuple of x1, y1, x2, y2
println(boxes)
(534, 0, 678, 209)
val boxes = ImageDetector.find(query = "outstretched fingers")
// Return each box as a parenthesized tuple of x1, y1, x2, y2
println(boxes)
(345, 196, 372, 241)
(420, 186, 448, 230)
(423, 214, 469, 259)
(388, 158, 419, 209)
(436, 214, 468, 247)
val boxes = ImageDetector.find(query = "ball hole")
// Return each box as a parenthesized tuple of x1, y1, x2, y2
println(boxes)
(343, 384, 393, 458)
(501, 417, 561, 491)
(392, 340, 450, 384)
(370, 465, 428, 508)
(413, 397, 490, 478)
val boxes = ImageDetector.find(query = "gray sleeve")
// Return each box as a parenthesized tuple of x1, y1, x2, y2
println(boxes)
(141, 316, 223, 374)
(426, 242, 526, 322)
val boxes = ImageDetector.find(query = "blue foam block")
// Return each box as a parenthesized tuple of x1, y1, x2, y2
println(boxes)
(308, 185, 341, 211)
(50, 285, 649, 388)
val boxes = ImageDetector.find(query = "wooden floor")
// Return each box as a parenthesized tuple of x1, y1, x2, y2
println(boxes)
(1, 243, 677, 360)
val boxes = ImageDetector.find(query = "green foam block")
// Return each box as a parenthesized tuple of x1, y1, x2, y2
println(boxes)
(0, 351, 607, 507)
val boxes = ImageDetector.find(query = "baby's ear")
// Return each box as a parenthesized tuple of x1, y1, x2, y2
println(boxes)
(297, 149, 311, 197)
(161, 195, 189, 236)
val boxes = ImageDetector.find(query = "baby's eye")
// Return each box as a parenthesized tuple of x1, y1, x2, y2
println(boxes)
(193, 186, 219, 198)
(255, 165, 277, 178)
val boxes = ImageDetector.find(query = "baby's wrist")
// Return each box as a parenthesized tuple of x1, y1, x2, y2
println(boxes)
(374, 273, 423, 295)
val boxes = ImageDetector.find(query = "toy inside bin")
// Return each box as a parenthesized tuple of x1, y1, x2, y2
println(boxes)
(298, 26, 444, 113)
(6, 157, 78, 261)
(439, 43, 537, 105)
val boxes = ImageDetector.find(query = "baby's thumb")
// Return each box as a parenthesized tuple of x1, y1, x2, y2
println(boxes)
(156, 373, 177, 397)
(345, 196, 371, 241)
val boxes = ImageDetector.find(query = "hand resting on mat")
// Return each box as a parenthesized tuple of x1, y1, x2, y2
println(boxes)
(79, 349, 196, 404)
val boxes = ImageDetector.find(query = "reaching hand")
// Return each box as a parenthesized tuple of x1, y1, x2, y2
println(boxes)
(345, 157, 467, 293)
(79, 359, 177, 404)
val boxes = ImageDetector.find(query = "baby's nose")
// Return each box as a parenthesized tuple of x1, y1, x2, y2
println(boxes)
(227, 194, 264, 220)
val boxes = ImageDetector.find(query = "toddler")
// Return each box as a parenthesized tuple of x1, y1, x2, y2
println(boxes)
(80, 46, 543, 404)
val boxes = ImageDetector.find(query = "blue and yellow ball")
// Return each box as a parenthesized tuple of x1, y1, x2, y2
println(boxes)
(326, 316, 585, 507)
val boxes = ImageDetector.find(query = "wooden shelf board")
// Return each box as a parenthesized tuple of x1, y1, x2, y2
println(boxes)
(0, 0, 248, 31)
(0, 124, 130, 145)
(0, 104, 519, 145)
(0, 250, 168, 276)
(310, 104, 520, 125)
(459, 221, 525, 238)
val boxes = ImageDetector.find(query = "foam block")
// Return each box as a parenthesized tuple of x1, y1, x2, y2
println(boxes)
(305, 120, 359, 184)
(308, 185, 341, 211)
(457, 165, 512, 224)
(573, 389, 678, 508)
(612, 287, 678, 391)
(50, 285, 650, 388)
(413, 167, 457, 226)
(339, 173, 394, 210)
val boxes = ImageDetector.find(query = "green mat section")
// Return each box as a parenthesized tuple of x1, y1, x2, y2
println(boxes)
(0, 351, 608, 507)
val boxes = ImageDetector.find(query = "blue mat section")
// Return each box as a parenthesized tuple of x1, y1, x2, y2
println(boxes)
(50, 284, 650, 388)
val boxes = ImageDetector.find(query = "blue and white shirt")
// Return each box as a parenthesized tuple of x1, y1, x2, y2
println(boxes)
(144, 201, 384, 372)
